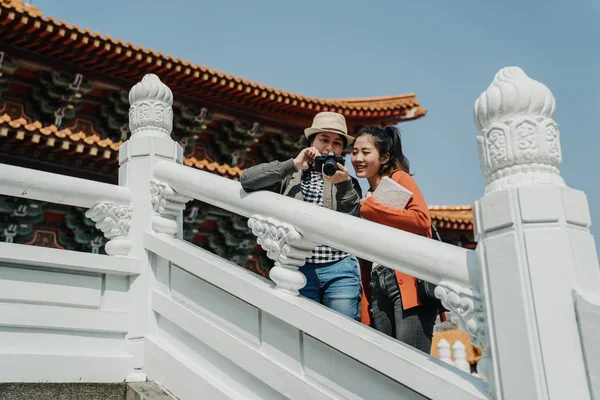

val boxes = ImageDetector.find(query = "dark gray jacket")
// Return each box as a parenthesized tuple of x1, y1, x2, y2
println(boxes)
(240, 158, 362, 217)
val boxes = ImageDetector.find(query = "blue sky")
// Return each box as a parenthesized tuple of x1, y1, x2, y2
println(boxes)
(35, 0, 599, 252)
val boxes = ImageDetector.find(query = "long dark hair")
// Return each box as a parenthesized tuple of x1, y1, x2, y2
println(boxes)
(355, 125, 410, 176)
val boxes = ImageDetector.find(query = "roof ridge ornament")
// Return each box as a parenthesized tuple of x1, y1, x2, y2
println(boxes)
(128, 74, 173, 138)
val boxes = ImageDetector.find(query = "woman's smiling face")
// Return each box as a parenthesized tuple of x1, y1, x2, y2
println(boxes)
(351, 135, 389, 180)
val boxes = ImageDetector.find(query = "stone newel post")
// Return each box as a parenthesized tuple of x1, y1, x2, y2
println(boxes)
(473, 67, 598, 399)
(120, 74, 183, 381)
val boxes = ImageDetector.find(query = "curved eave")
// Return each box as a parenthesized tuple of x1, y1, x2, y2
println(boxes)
(429, 205, 474, 232)
(0, 2, 426, 124)
(1, 112, 470, 231)
(0, 114, 243, 178)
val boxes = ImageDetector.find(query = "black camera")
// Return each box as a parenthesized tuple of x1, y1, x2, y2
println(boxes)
(313, 151, 345, 176)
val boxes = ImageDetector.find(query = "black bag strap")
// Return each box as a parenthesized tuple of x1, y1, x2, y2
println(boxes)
(431, 222, 442, 242)
(381, 267, 401, 303)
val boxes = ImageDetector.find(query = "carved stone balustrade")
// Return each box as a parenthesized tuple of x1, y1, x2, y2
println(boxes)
(247, 215, 316, 295)
(150, 179, 191, 236)
(85, 202, 133, 256)
(435, 282, 488, 379)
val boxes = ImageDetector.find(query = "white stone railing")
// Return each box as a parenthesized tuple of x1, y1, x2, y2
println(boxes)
(152, 160, 476, 288)
(150, 139, 490, 394)
(151, 160, 488, 363)
(0, 163, 139, 383)
(3, 68, 596, 398)
(139, 69, 599, 400)
(143, 229, 489, 400)
(0, 164, 134, 256)
(0, 164, 130, 207)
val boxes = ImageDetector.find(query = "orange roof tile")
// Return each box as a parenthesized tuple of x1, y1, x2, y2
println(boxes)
(429, 205, 473, 231)
(0, 114, 244, 177)
(0, 114, 122, 150)
(183, 157, 243, 178)
(0, 1, 426, 125)
(1, 0, 41, 17)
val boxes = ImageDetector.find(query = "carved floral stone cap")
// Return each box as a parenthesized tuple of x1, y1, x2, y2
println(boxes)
(128, 74, 174, 136)
(474, 67, 555, 131)
(129, 74, 173, 106)
(474, 67, 564, 192)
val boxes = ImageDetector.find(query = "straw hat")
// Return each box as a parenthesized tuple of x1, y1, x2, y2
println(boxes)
(304, 112, 354, 145)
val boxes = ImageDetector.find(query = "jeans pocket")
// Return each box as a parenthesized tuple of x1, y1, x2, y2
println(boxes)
(345, 256, 360, 279)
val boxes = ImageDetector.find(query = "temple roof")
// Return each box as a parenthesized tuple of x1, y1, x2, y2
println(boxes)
(429, 205, 473, 231)
(1, 114, 121, 151)
(1, 112, 474, 228)
(0, 113, 243, 178)
(0, 0, 426, 128)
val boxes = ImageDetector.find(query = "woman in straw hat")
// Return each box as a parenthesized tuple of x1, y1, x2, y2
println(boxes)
(241, 112, 363, 319)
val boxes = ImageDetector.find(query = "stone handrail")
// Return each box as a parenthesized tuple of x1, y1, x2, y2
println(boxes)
(0, 164, 130, 207)
(152, 158, 487, 383)
(152, 160, 477, 289)
(0, 164, 133, 256)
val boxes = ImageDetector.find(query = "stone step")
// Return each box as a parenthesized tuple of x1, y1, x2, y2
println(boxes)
(127, 383, 177, 400)
(0, 382, 176, 400)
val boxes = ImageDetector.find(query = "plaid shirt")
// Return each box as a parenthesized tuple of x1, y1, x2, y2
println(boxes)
(301, 170, 349, 264)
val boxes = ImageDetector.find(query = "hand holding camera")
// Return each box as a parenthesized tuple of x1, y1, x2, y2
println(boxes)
(293, 147, 321, 171)
(322, 162, 350, 184)
(294, 149, 349, 183)
(315, 151, 349, 183)
(313, 151, 345, 177)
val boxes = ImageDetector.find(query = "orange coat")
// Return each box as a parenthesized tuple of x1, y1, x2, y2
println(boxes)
(359, 170, 432, 327)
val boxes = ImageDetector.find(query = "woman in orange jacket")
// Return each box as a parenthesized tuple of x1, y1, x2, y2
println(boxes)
(351, 125, 437, 353)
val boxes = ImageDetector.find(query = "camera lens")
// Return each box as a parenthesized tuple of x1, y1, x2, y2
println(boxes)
(322, 159, 338, 176)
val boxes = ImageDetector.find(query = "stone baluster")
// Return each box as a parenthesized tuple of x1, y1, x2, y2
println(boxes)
(85, 202, 133, 256)
(247, 215, 316, 295)
(473, 67, 598, 399)
(150, 179, 191, 236)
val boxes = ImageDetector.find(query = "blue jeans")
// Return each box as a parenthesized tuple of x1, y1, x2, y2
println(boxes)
(299, 256, 361, 319)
